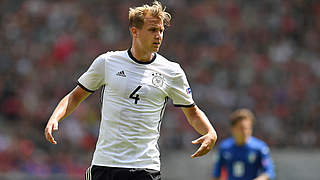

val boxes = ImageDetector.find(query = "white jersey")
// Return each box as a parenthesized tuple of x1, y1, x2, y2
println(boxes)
(78, 49, 194, 171)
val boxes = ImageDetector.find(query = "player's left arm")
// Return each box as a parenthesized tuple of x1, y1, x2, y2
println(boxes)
(182, 105, 217, 158)
(254, 145, 276, 180)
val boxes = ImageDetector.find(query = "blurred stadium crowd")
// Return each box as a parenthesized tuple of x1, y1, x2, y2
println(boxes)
(1, 0, 320, 178)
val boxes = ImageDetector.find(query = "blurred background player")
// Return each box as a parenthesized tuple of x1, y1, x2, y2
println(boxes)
(212, 109, 275, 180)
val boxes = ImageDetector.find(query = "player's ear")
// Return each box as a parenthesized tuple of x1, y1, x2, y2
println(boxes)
(130, 27, 138, 38)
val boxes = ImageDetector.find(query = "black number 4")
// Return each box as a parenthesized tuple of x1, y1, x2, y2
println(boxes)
(129, 86, 142, 104)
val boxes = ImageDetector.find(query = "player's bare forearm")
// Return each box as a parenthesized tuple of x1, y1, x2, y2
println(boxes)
(44, 86, 91, 144)
(48, 86, 90, 122)
(182, 106, 216, 135)
(182, 106, 217, 158)
(49, 87, 88, 122)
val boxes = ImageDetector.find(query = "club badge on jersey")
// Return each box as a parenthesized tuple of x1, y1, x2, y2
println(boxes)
(152, 73, 164, 87)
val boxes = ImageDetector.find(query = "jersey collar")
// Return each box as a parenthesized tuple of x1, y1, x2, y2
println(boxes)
(127, 48, 157, 64)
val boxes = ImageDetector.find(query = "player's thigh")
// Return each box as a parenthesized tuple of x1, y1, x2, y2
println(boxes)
(132, 169, 161, 180)
(85, 165, 131, 180)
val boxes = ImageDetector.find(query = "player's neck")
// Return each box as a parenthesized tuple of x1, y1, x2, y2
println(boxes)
(234, 137, 250, 146)
(130, 46, 154, 62)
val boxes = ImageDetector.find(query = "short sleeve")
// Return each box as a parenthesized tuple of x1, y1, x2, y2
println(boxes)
(168, 65, 194, 107)
(77, 54, 106, 92)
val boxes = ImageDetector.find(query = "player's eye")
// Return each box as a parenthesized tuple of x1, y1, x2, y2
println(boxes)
(149, 28, 156, 32)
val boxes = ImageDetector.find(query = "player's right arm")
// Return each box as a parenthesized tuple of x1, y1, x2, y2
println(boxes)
(44, 86, 91, 144)
(45, 53, 106, 144)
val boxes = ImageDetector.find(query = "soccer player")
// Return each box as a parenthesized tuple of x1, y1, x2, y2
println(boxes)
(211, 109, 275, 180)
(44, 1, 217, 180)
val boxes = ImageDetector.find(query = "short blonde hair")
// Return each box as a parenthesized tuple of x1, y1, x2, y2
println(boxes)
(129, 1, 171, 29)
(230, 108, 255, 126)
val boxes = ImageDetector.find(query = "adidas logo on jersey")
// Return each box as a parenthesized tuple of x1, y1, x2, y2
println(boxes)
(116, 70, 126, 77)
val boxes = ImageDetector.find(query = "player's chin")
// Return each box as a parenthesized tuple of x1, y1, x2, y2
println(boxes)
(152, 46, 161, 52)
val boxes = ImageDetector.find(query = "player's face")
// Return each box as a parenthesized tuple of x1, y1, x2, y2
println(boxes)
(231, 118, 253, 145)
(136, 14, 164, 53)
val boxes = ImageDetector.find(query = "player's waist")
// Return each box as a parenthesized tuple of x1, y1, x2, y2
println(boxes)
(92, 146, 161, 170)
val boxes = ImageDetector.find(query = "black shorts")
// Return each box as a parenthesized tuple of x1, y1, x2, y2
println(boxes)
(85, 165, 161, 180)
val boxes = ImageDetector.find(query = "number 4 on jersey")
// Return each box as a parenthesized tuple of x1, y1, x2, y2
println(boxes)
(129, 86, 142, 104)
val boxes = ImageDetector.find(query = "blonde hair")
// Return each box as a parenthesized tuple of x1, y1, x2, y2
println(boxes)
(129, 1, 171, 29)
(230, 108, 255, 126)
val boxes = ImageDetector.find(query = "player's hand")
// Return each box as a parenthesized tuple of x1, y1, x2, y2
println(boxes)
(44, 120, 59, 144)
(191, 132, 217, 158)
